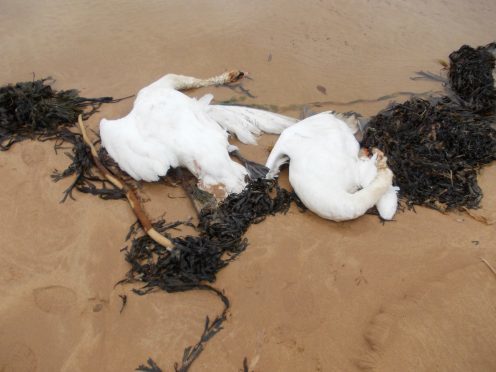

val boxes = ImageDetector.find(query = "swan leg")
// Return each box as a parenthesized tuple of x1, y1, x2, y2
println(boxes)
(228, 148, 269, 180)
(168, 168, 217, 215)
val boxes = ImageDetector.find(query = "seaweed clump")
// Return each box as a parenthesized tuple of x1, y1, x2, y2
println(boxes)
(362, 98, 496, 210)
(362, 43, 496, 211)
(124, 178, 294, 294)
(448, 43, 496, 114)
(0, 77, 114, 148)
(0, 77, 125, 201)
(125, 178, 296, 371)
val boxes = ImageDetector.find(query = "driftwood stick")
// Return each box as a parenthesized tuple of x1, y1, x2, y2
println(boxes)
(480, 257, 496, 278)
(77, 115, 174, 249)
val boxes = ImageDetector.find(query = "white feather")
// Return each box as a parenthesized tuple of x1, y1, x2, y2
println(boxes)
(207, 105, 297, 144)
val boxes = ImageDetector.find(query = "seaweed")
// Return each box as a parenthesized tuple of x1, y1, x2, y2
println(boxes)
(136, 285, 229, 372)
(362, 97, 496, 211)
(136, 358, 163, 372)
(0, 77, 127, 201)
(217, 89, 442, 115)
(51, 131, 126, 201)
(124, 178, 295, 293)
(0, 77, 117, 149)
(448, 43, 496, 114)
(126, 179, 299, 371)
(363, 42, 496, 211)
(119, 294, 128, 314)
(241, 357, 249, 372)
(173, 285, 230, 372)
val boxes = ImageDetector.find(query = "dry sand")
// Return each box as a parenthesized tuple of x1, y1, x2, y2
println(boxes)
(1, 0, 496, 371)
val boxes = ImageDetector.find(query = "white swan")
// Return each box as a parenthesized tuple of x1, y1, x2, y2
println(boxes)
(99, 71, 297, 196)
(266, 111, 399, 221)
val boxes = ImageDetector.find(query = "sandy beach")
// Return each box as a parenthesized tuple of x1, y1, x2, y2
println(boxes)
(1, 0, 495, 371)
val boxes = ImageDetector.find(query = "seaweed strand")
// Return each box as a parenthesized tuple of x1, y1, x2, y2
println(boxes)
(127, 178, 299, 371)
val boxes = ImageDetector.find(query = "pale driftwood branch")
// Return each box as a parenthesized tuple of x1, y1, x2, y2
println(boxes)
(77, 115, 174, 249)
(480, 257, 496, 278)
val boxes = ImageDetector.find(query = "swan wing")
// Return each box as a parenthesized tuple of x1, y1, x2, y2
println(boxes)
(205, 104, 297, 144)
(100, 117, 173, 182)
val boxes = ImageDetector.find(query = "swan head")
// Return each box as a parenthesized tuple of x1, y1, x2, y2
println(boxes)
(357, 148, 399, 220)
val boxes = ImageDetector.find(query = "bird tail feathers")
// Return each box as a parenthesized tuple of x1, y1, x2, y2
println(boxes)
(205, 103, 297, 144)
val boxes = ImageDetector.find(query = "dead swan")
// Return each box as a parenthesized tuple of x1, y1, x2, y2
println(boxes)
(100, 71, 297, 196)
(266, 111, 398, 221)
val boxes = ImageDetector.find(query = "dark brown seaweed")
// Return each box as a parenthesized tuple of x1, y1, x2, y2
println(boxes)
(0, 77, 127, 201)
(128, 179, 300, 372)
(448, 43, 496, 114)
(362, 42, 496, 211)
(0, 77, 120, 149)
(123, 178, 296, 293)
(136, 358, 163, 372)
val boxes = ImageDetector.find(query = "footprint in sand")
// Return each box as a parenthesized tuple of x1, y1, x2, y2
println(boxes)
(355, 263, 496, 371)
(33, 285, 77, 314)
(20, 143, 47, 167)
(0, 342, 37, 372)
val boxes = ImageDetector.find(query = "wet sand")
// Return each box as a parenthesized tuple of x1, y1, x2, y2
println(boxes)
(1, 0, 496, 371)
